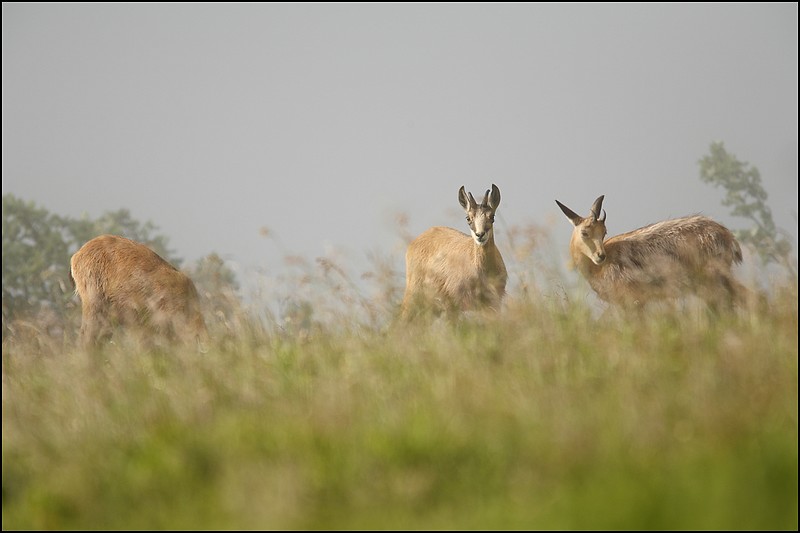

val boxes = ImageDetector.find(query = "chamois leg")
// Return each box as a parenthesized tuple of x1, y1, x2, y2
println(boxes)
(694, 269, 740, 315)
(80, 301, 111, 349)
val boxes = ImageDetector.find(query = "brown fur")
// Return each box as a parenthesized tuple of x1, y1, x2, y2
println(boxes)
(70, 234, 208, 348)
(401, 185, 508, 319)
(556, 196, 746, 310)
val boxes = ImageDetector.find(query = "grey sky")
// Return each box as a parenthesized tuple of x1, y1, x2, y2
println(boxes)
(3, 3, 797, 293)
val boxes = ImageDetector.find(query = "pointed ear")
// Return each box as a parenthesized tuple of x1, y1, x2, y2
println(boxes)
(590, 195, 605, 221)
(488, 184, 501, 210)
(556, 200, 583, 226)
(458, 186, 468, 210)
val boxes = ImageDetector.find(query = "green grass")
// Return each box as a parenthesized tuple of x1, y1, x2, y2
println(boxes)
(2, 278, 797, 530)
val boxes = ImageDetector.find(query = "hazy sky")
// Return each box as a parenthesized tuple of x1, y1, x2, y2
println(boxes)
(3, 3, 798, 293)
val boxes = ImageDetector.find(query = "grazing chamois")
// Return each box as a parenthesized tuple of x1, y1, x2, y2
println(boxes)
(70, 234, 208, 348)
(555, 195, 747, 310)
(401, 184, 508, 319)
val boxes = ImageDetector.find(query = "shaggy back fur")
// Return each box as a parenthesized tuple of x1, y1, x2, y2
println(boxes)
(556, 195, 745, 309)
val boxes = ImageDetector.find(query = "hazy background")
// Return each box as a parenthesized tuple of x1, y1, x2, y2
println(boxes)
(3, 3, 797, 293)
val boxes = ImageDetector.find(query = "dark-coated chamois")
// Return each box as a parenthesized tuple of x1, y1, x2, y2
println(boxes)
(556, 195, 747, 310)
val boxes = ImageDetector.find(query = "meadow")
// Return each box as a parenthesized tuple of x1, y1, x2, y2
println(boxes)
(2, 230, 798, 530)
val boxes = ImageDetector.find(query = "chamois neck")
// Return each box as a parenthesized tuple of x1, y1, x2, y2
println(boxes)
(473, 234, 497, 264)
(570, 237, 598, 278)
(573, 253, 597, 278)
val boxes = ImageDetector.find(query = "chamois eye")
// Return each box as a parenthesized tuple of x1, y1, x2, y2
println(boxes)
(581, 230, 589, 238)
(490, 216, 495, 223)
(466, 216, 472, 223)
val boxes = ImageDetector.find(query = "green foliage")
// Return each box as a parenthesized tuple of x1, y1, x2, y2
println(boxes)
(2, 289, 797, 530)
(189, 253, 239, 293)
(186, 252, 243, 330)
(2, 196, 73, 336)
(1, 194, 184, 339)
(698, 141, 795, 272)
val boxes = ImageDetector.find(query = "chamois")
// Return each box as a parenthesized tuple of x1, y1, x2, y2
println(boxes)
(401, 184, 507, 319)
(555, 195, 746, 310)
(70, 234, 208, 348)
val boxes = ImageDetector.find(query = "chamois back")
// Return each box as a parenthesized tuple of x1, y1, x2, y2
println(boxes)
(70, 234, 207, 347)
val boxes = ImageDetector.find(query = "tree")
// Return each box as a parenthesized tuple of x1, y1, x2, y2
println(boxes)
(187, 252, 242, 330)
(2, 195, 74, 337)
(698, 142, 795, 274)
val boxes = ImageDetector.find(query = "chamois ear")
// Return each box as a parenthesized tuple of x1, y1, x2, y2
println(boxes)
(556, 200, 582, 226)
(488, 184, 501, 210)
(458, 186, 472, 211)
(590, 195, 605, 221)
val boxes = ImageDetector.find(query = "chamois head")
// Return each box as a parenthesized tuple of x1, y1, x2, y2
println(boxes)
(458, 184, 501, 246)
(556, 195, 608, 265)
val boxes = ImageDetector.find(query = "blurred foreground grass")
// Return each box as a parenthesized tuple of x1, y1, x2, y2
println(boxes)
(2, 278, 797, 530)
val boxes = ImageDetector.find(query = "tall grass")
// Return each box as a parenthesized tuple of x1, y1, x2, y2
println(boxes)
(2, 226, 797, 530)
